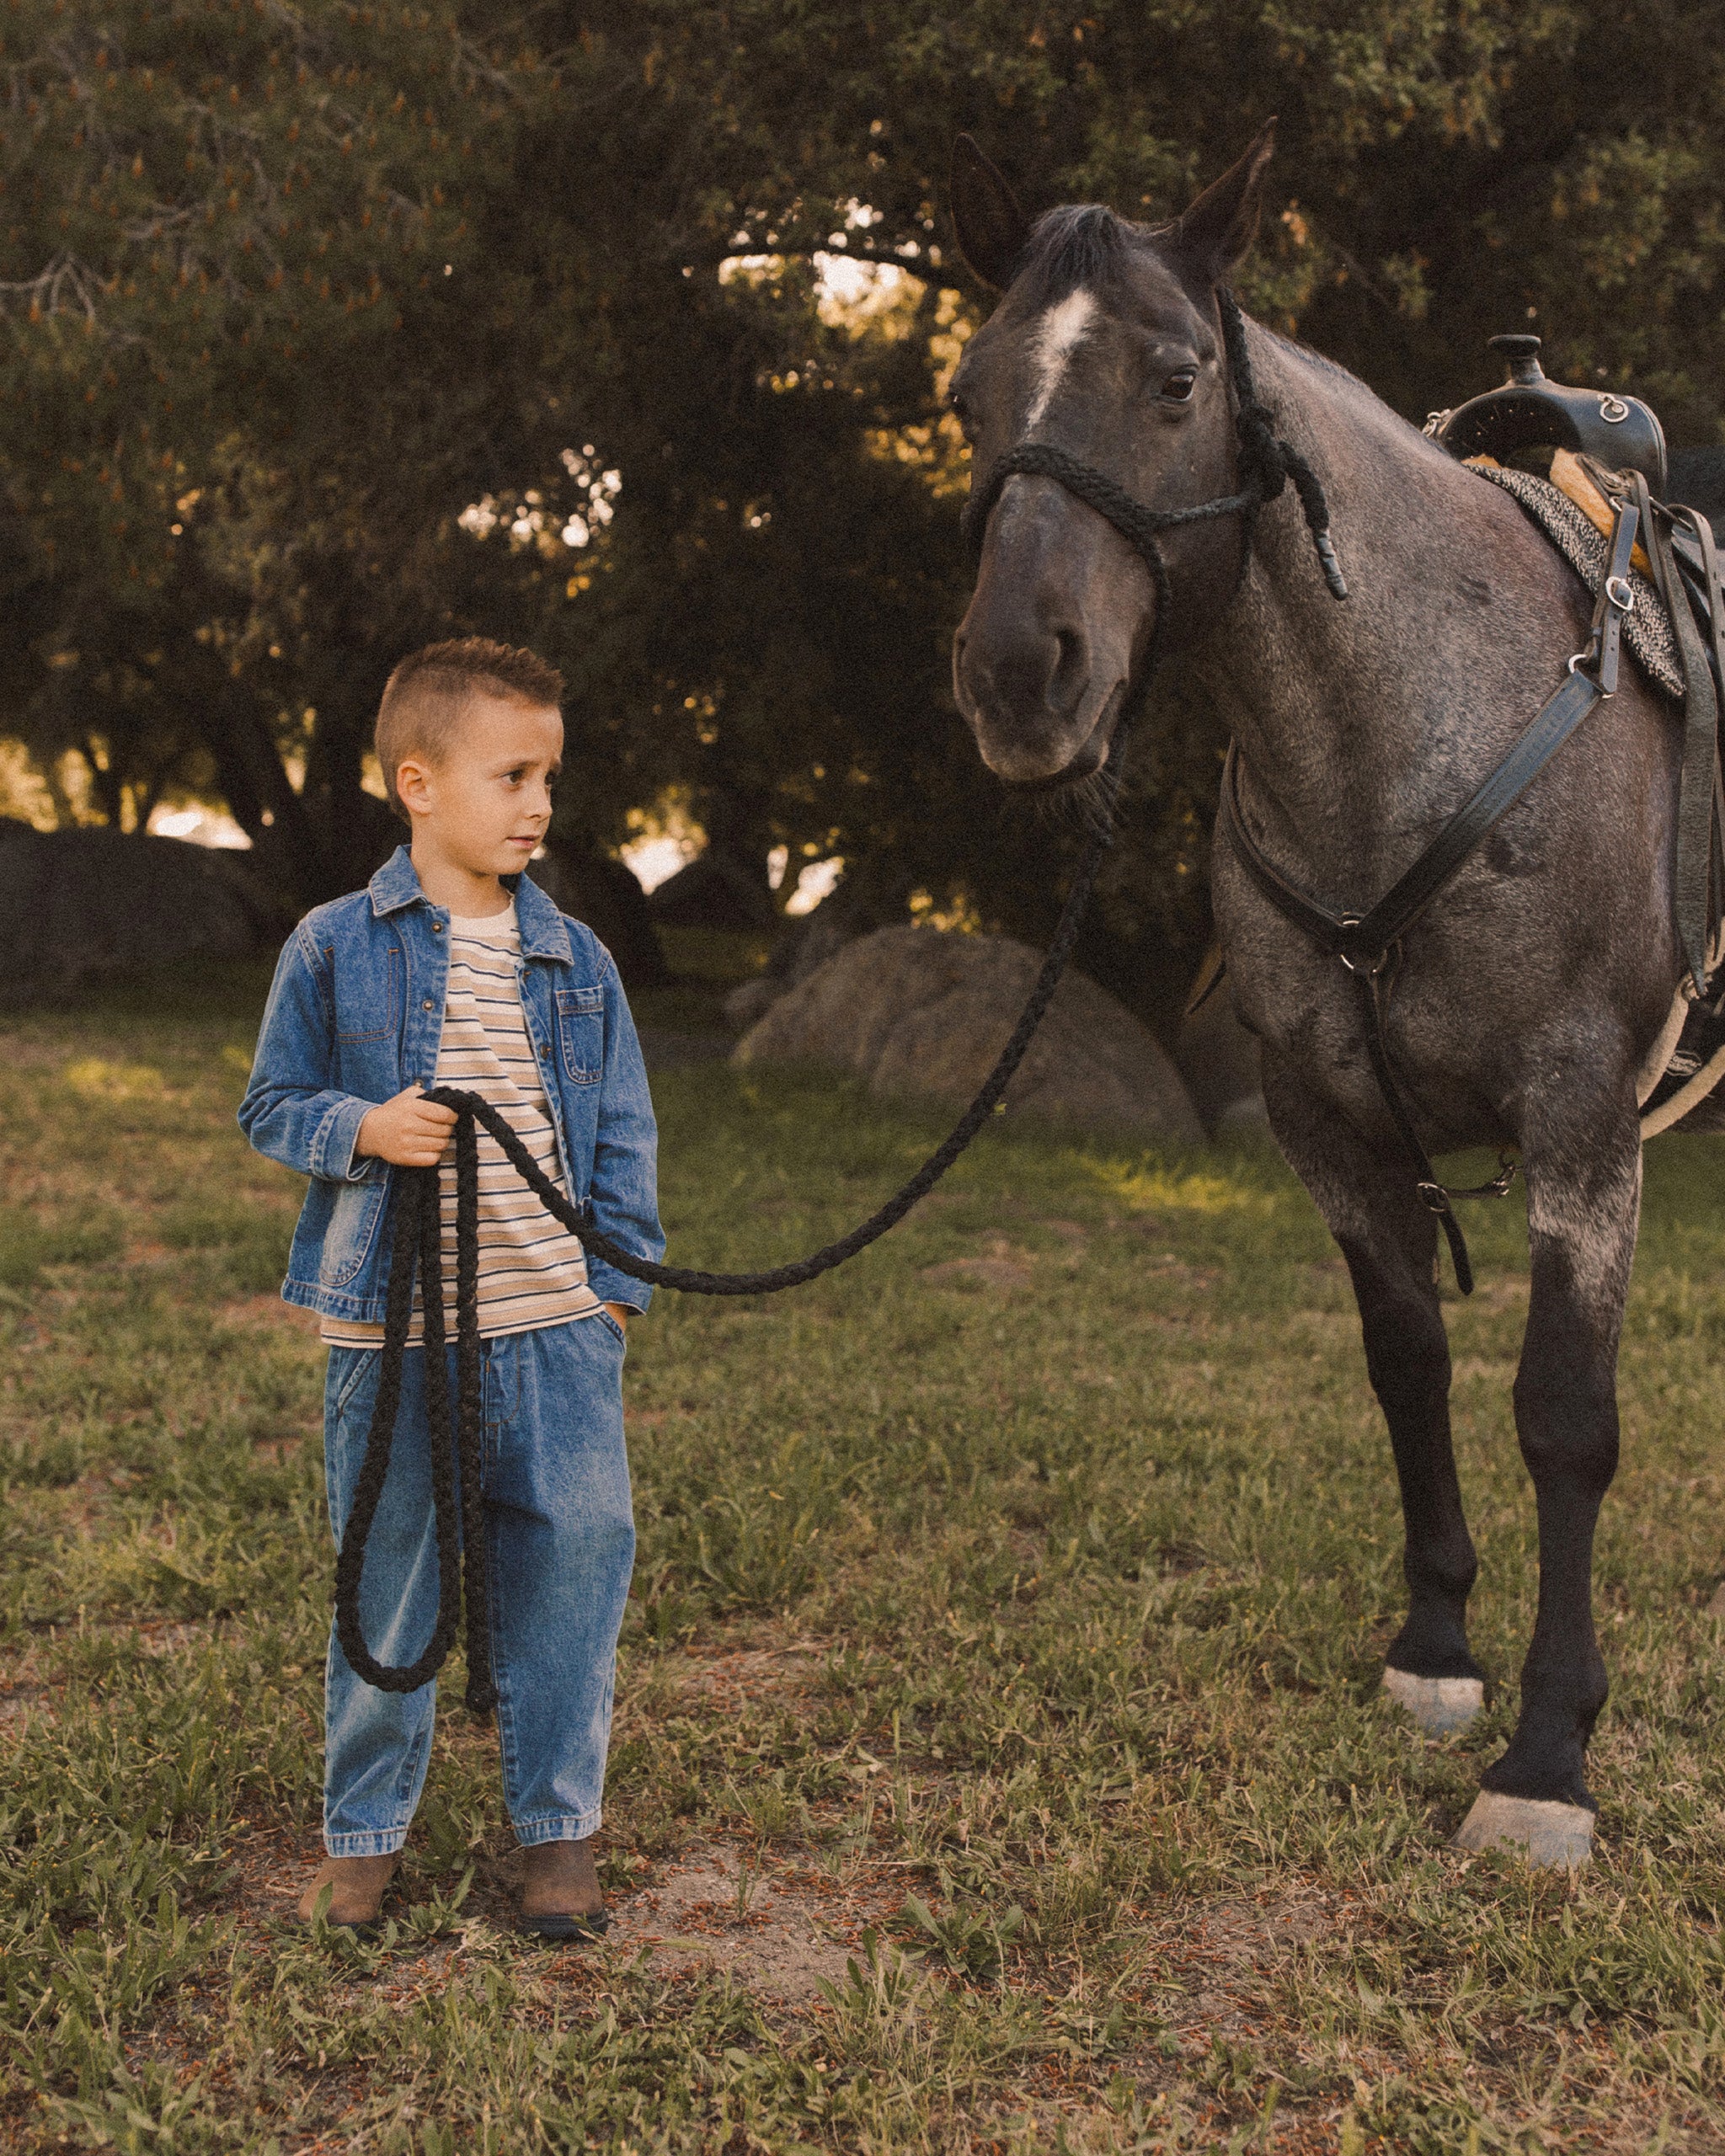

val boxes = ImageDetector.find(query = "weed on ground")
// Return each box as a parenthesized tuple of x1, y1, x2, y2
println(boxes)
(4, 966, 1725, 2150)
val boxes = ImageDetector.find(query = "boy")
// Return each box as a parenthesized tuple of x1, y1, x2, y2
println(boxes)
(239, 637, 663, 1937)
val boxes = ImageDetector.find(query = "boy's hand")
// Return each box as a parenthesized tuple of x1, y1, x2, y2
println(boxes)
(354, 1086, 458, 1167)
(603, 1303, 630, 1331)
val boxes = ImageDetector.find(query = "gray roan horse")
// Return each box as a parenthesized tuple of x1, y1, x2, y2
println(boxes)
(948, 125, 1701, 1867)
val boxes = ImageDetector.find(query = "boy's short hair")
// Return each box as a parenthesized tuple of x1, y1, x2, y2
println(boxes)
(375, 638, 565, 822)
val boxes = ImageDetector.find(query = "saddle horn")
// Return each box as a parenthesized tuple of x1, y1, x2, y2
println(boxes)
(1433, 334, 1668, 495)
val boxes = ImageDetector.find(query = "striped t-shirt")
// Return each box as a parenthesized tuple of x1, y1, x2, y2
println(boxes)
(323, 903, 602, 1347)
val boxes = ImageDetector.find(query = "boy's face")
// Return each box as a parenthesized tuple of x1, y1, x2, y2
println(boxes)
(396, 694, 563, 878)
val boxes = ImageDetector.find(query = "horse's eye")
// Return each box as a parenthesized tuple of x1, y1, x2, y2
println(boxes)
(1161, 370, 1198, 403)
(948, 390, 972, 430)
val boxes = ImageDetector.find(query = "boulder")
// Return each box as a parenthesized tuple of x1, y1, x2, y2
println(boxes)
(1175, 974, 1268, 1132)
(733, 923, 1204, 1143)
(0, 820, 280, 1006)
(722, 857, 920, 1032)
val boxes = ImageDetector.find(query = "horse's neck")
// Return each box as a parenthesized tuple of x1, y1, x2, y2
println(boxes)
(1190, 324, 1557, 872)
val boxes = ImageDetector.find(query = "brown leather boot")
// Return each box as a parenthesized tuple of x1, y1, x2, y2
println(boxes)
(517, 1838, 608, 1940)
(296, 1852, 398, 1929)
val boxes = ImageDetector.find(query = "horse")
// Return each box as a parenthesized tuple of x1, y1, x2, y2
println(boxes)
(946, 122, 1706, 1867)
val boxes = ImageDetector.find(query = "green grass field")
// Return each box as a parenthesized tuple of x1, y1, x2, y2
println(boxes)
(7, 965, 1725, 2153)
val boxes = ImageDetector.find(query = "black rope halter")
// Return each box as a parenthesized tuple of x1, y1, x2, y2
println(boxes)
(959, 289, 1348, 603)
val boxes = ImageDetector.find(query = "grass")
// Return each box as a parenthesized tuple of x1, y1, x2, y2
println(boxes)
(5, 962, 1725, 2151)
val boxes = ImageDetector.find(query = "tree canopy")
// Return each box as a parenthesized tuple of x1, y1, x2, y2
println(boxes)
(7, 0, 1723, 1016)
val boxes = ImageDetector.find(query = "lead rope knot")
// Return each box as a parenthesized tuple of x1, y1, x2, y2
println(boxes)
(1218, 289, 1349, 600)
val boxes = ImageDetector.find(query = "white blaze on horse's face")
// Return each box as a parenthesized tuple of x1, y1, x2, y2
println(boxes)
(953, 280, 1153, 787)
(1023, 289, 1097, 429)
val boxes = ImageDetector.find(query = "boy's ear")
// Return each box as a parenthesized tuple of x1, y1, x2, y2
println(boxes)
(394, 756, 433, 818)
(951, 135, 1030, 292)
(1170, 120, 1277, 288)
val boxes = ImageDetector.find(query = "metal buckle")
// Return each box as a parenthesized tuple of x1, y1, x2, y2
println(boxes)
(1599, 395, 1630, 424)
(1567, 643, 1599, 676)
(1415, 1181, 1452, 1214)
(1605, 574, 1634, 613)
(1336, 917, 1388, 976)
(1482, 1153, 1519, 1198)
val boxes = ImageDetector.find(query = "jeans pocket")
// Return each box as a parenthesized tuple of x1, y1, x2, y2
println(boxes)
(595, 1310, 628, 1351)
(329, 1346, 382, 1422)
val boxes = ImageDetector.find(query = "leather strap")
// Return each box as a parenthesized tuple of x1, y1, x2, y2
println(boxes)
(1220, 671, 1605, 973)
(1355, 964, 1513, 1295)
(1219, 494, 1639, 1290)
(1672, 504, 1725, 978)
(1631, 470, 1718, 995)
(1220, 504, 1636, 978)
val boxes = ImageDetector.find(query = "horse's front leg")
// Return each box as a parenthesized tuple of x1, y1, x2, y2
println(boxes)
(1260, 1049, 1484, 1734)
(1457, 1101, 1640, 1870)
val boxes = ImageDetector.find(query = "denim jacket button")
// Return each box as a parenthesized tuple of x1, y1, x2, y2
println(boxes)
(423, 999, 435, 1011)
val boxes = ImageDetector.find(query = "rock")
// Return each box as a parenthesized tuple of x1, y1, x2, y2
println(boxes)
(722, 858, 921, 1031)
(1175, 969, 1267, 1132)
(722, 976, 779, 1032)
(0, 820, 280, 1006)
(734, 923, 1204, 1143)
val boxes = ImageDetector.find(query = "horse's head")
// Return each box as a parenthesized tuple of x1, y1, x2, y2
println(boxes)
(948, 127, 1276, 787)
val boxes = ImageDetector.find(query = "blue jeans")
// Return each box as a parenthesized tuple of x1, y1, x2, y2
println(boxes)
(320, 1313, 634, 1857)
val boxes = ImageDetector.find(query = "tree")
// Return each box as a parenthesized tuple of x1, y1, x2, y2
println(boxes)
(2, 1, 523, 893)
(7, 1, 1723, 1016)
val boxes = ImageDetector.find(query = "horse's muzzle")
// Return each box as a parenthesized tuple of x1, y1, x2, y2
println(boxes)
(979, 679, 1126, 793)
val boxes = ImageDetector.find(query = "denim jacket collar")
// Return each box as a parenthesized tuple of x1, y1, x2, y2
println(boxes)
(366, 846, 573, 964)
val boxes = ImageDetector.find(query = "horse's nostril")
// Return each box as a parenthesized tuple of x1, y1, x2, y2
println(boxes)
(1039, 629, 1091, 715)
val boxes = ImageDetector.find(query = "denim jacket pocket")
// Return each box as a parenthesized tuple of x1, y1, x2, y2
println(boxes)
(334, 944, 401, 1043)
(555, 986, 605, 1085)
(321, 1177, 387, 1288)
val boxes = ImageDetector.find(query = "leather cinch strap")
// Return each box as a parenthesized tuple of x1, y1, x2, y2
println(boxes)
(1626, 468, 1722, 997)
(1219, 497, 1642, 1294)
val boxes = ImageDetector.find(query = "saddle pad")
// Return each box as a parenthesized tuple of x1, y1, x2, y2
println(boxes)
(1469, 462, 1685, 698)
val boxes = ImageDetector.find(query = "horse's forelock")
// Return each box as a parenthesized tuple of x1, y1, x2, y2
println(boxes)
(1015, 204, 1152, 307)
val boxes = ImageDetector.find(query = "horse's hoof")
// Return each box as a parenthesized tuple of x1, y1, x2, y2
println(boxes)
(1381, 1668, 1483, 1737)
(1453, 1791, 1594, 1870)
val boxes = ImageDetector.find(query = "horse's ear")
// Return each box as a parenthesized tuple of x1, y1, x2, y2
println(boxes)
(1171, 120, 1277, 286)
(950, 135, 1029, 291)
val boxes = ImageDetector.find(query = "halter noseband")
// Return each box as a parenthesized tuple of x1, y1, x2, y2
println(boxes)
(960, 288, 1348, 606)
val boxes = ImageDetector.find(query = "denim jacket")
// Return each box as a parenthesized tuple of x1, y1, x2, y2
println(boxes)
(238, 846, 664, 1325)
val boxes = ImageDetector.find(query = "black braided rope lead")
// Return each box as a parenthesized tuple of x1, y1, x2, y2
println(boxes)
(332, 1159, 497, 1710)
(332, 718, 1132, 1710)
(456, 718, 1132, 1299)
(1215, 290, 1349, 601)
(330, 285, 1354, 1712)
